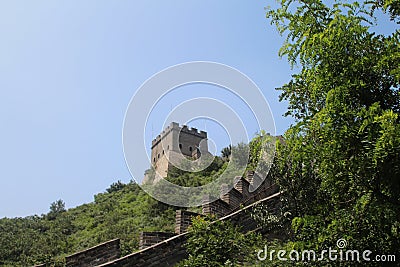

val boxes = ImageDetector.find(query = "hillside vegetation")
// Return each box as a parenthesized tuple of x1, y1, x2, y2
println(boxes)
(0, 151, 233, 266)
(0, 181, 176, 266)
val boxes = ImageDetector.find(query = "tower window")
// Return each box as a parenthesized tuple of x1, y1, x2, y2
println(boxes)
(153, 158, 155, 162)
(158, 154, 160, 158)
(162, 150, 164, 155)
(179, 144, 182, 149)
(189, 146, 192, 152)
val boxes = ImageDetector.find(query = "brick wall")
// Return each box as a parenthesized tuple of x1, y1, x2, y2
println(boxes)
(220, 184, 243, 210)
(139, 232, 177, 250)
(233, 176, 251, 197)
(202, 195, 231, 218)
(65, 239, 120, 267)
(97, 234, 188, 267)
(224, 191, 281, 232)
(59, 169, 281, 267)
(175, 210, 202, 234)
(98, 192, 281, 267)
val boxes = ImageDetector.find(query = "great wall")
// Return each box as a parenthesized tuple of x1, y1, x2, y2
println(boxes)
(38, 170, 280, 267)
(35, 123, 282, 266)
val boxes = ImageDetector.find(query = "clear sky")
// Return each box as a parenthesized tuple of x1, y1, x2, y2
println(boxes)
(0, 1, 396, 218)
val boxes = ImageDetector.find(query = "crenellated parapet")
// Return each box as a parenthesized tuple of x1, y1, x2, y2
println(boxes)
(179, 124, 207, 138)
(151, 122, 207, 149)
(151, 122, 179, 148)
(150, 122, 209, 179)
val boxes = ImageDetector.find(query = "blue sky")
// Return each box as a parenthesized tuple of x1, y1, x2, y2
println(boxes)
(0, 1, 396, 218)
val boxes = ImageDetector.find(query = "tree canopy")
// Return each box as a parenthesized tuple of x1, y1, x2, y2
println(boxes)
(266, 0, 399, 265)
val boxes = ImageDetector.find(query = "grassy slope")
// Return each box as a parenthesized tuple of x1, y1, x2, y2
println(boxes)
(0, 181, 176, 266)
(0, 156, 227, 266)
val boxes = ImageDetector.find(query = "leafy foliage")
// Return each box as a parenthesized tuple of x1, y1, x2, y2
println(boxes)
(105, 180, 126, 193)
(166, 155, 227, 187)
(47, 199, 66, 220)
(265, 0, 400, 265)
(0, 180, 176, 266)
(178, 216, 260, 267)
(221, 145, 232, 160)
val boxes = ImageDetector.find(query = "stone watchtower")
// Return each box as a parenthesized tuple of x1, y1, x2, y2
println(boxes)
(150, 122, 209, 178)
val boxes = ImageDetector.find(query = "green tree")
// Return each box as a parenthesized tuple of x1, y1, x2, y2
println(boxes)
(48, 199, 66, 220)
(178, 216, 259, 267)
(266, 0, 400, 264)
(106, 180, 126, 193)
(0, 180, 176, 265)
(221, 145, 232, 160)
